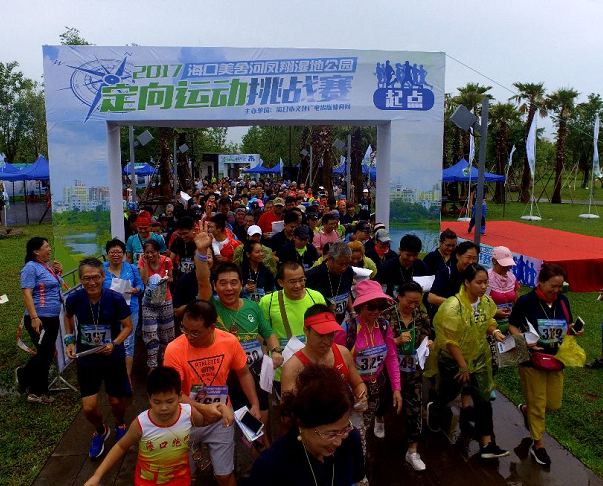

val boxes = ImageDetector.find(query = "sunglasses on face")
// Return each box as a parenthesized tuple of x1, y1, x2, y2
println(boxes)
(365, 303, 387, 312)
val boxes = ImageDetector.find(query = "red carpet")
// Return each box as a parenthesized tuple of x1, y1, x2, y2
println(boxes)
(442, 221, 603, 292)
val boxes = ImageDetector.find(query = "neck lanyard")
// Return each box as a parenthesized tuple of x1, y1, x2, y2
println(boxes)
(399, 264, 413, 282)
(397, 307, 415, 333)
(359, 316, 376, 349)
(89, 296, 102, 344)
(248, 266, 260, 289)
(538, 300, 556, 319)
(223, 300, 243, 334)
(327, 270, 342, 298)
(302, 440, 335, 486)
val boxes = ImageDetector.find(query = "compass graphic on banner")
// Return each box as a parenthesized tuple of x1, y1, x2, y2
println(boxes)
(65, 56, 134, 121)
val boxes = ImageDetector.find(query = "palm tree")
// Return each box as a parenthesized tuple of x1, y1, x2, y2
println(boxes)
(510, 82, 547, 202)
(489, 103, 521, 202)
(547, 88, 580, 203)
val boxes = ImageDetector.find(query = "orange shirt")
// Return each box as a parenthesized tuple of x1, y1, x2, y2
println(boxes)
(164, 330, 247, 405)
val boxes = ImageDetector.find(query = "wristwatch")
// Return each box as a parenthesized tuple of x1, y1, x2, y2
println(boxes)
(271, 346, 284, 354)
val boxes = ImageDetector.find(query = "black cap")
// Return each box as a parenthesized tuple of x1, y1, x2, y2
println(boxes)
(356, 220, 370, 232)
(294, 225, 311, 239)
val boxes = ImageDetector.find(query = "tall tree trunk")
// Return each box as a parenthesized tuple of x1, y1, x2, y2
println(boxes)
(176, 132, 193, 192)
(298, 127, 310, 186)
(494, 125, 507, 203)
(452, 126, 463, 164)
(321, 126, 333, 194)
(310, 126, 322, 190)
(552, 121, 567, 204)
(351, 127, 363, 203)
(159, 127, 173, 203)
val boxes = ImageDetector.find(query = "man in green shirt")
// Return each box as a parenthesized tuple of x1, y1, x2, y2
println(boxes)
(195, 228, 283, 426)
(259, 261, 326, 396)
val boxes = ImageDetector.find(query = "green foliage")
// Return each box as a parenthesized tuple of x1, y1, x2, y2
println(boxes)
(0, 62, 45, 163)
(59, 26, 93, 46)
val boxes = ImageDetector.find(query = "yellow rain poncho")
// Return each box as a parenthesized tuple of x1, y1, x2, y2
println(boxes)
(433, 286, 498, 397)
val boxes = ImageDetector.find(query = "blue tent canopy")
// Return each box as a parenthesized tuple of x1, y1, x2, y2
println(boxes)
(442, 159, 505, 183)
(0, 161, 20, 177)
(123, 163, 157, 176)
(2, 155, 50, 181)
(242, 163, 269, 174)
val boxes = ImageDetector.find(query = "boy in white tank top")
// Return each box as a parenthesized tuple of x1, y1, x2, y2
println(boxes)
(85, 366, 233, 486)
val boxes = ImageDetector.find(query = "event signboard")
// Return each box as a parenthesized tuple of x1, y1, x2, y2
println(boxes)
(42, 46, 445, 266)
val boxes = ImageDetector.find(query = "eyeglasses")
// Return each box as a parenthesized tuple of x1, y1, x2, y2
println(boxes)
(81, 275, 103, 283)
(286, 277, 306, 286)
(180, 325, 211, 340)
(365, 303, 387, 312)
(107, 251, 124, 256)
(314, 420, 354, 441)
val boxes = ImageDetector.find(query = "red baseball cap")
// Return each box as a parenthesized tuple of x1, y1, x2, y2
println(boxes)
(304, 312, 342, 334)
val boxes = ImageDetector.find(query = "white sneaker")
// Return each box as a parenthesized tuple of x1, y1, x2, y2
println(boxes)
(373, 419, 385, 438)
(405, 451, 426, 471)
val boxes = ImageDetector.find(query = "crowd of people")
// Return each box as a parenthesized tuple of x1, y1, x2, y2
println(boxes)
(16, 176, 587, 485)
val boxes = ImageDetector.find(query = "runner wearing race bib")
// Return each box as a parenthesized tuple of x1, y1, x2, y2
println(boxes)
(164, 299, 261, 484)
(63, 258, 133, 459)
(194, 230, 283, 430)
(169, 216, 198, 281)
(336, 280, 401, 468)
(381, 281, 433, 471)
(306, 242, 354, 324)
(126, 210, 167, 264)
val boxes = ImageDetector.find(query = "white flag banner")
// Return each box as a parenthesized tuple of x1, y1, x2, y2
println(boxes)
(508, 144, 516, 169)
(362, 145, 373, 165)
(526, 116, 537, 177)
(469, 128, 475, 166)
(593, 114, 601, 178)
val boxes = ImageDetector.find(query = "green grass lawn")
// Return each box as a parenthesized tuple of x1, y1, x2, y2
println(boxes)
(0, 224, 80, 486)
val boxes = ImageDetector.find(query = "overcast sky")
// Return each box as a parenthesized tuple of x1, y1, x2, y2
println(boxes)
(3, 0, 602, 142)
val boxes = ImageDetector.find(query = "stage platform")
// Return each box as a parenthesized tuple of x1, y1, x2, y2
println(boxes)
(441, 221, 603, 292)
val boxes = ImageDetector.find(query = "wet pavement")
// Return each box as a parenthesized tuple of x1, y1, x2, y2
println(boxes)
(32, 337, 603, 486)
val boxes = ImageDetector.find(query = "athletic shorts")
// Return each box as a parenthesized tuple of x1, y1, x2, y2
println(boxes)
(123, 313, 139, 358)
(227, 369, 269, 412)
(77, 360, 131, 399)
(190, 418, 235, 476)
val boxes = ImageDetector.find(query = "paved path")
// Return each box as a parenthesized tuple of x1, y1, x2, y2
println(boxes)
(2, 202, 51, 226)
(31, 336, 603, 486)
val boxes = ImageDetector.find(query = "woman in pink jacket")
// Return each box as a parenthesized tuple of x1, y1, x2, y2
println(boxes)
(336, 280, 401, 485)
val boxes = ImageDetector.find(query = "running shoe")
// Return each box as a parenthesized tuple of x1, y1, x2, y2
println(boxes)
(26, 393, 53, 405)
(517, 403, 530, 431)
(530, 445, 552, 466)
(405, 451, 426, 471)
(586, 358, 603, 369)
(15, 367, 25, 393)
(89, 424, 110, 459)
(115, 424, 128, 442)
(480, 442, 510, 459)
(373, 419, 385, 439)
